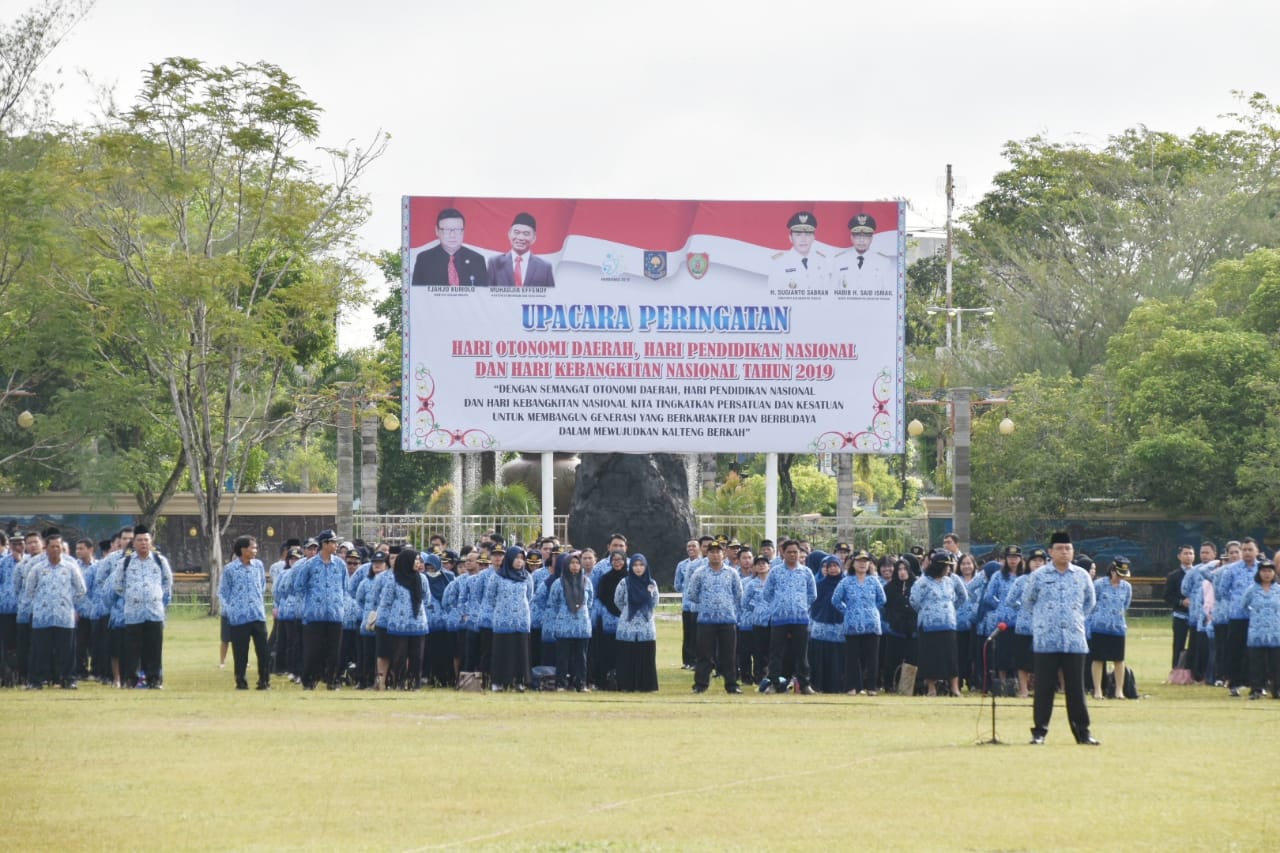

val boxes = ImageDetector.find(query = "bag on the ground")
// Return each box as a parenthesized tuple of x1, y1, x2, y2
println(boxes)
(1103, 668, 1139, 699)
(895, 662, 918, 696)
(457, 671, 483, 692)
(531, 665, 557, 691)
(1168, 650, 1193, 685)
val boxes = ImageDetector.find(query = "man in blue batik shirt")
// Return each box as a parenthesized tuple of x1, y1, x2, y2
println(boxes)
(1025, 531, 1098, 746)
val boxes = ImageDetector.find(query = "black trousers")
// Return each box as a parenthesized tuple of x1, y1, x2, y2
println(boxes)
(29, 626, 75, 685)
(1228, 620, 1251, 686)
(696, 623, 738, 690)
(387, 634, 425, 688)
(92, 616, 111, 680)
(0, 613, 16, 683)
(277, 619, 302, 675)
(1032, 652, 1090, 740)
(1249, 646, 1280, 693)
(301, 621, 342, 688)
(1170, 616, 1189, 670)
(15, 621, 31, 681)
(425, 631, 455, 686)
(1187, 626, 1208, 681)
(768, 624, 810, 688)
(556, 636, 588, 688)
(229, 620, 270, 688)
(122, 621, 165, 687)
(751, 627, 771, 683)
(736, 628, 753, 683)
(844, 633, 880, 692)
(75, 617, 92, 677)
(681, 611, 697, 666)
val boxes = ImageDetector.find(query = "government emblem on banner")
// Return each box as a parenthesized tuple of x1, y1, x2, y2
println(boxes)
(644, 251, 667, 280)
(686, 252, 709, 279)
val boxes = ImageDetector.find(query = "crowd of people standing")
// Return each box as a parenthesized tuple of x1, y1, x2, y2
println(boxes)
(3, 523, 1279, 719)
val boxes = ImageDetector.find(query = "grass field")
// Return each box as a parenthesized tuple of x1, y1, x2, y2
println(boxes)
(1, 612, 1275, 851)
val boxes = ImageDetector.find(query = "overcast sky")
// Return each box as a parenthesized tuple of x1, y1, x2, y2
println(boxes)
(33, 0, 1280, 348)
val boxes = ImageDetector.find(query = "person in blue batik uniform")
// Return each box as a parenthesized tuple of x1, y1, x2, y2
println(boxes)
(911, 550, 966, 697)
(832, 549, 886, 695)
(26, 530, 86, 689)
(615, 553, 660, 692)
(808, 553, 847, 694)
(110, 524, 172, 689)
(421, 552, 455, 687)
(218, 535, 270, 691)
(548, 552, 593, 691)
(674, 538, 704, 670)
(1088, 556, 1133, 700)
(1025, 532, 1098, 746)
(485, 546, 535, 692)
(1241, 559, 1280, 699)
(289, 529, 346, 690)
(687, 541, 743, 694)
(761, 539, 818, 694)
(375, 549, 430, 691)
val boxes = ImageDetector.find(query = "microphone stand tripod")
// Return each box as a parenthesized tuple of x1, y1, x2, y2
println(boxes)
(979, 630, 1004, 745)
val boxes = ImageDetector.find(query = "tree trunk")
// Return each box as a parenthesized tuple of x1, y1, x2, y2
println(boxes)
(836, 454, 854, 540)
(778, 453, 797, 512)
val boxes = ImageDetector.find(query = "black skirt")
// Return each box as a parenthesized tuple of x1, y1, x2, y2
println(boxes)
(1013, 633, 1035, 672)
(615, 639, 659, 692)
(808, 637, 846, 693)
(1089, 632, 1126, 662)
(918, 629, 958, 680)
(490, 632, 530, 687)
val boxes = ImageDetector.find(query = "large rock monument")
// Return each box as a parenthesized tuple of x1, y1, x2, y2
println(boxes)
(567, 453, 696, 588)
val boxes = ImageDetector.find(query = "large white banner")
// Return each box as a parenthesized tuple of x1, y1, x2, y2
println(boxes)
(401, 197, 905, 454)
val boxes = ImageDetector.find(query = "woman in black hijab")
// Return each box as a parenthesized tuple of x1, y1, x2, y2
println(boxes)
(808, 553, 847, 693)
(486, 546, 535, 692)
(592, 551, 628, 690)
(614, 553, 660, 692)
(881, 559, 918, 692)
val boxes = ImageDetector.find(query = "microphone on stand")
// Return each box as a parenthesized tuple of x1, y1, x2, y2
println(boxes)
(985, 621, 1008, 644)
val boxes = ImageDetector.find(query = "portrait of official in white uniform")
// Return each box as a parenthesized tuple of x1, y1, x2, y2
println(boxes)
(767, 211, 830, 290)
(833, 213, 896, 291)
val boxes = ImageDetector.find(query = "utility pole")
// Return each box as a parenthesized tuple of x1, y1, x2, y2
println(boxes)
(944, 163, 954, 350)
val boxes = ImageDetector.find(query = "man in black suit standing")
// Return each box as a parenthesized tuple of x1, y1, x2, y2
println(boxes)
(487, 212, 556, 287)
(411, 207, 489, 286)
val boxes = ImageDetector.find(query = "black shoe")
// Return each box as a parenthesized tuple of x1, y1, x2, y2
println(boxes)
(1077, 735, 1101, 746)
(236, 681, 249, 690)
(1029, 734, 1045, 745)
(1249, 691, 1262, 700)
(692, 685, 707, 694)
(61, 680, 77, 690)
(1229, 687, 1241, 697)
(799, 684, 817, 696)
(726, 685, 743, 694)
(256, 682, 271, 691)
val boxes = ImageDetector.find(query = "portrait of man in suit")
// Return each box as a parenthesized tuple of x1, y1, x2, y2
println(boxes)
(486, 212, 556, 287)
(411, 207, 489, 286)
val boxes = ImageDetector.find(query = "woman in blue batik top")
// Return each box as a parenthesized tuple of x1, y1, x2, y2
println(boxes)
(1089, 556, 1133, 700)
(1242, 559, 1280, 699)
(375, 549, 429, 690)
(614, 553, 660, 692)
(910, 550, 966, 697)
(808, 553, 847, 694)
(832, 549, 886, 695)
(548, 551, 592, 691)
(485, 546, 535, 692)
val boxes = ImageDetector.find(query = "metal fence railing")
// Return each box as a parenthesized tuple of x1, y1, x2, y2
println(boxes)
(353, 512, 928, 554)
(694, 514, 929, 553)
(353, 514, 570, 549)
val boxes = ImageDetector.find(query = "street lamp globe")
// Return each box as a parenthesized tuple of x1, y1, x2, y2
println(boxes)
(999, 417, 1015, 435)
(17, 410, 34, 429)
(907, 419, 924, 437)
(382, 413, 400, 432)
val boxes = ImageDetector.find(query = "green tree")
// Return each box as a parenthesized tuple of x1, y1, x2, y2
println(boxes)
(964, 99, 1280, 380)
(56, 58, 386, 611)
